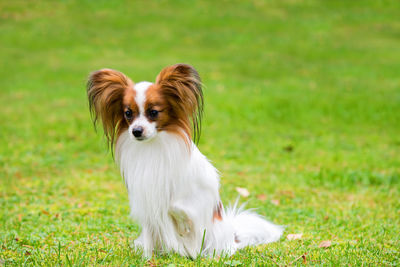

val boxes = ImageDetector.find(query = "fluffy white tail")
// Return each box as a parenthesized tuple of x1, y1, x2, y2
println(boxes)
(224, 202, 283, 249)
(204, 201, 283, 256)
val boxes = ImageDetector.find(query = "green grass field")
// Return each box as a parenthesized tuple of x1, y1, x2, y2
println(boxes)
(1, 0, 400, 265)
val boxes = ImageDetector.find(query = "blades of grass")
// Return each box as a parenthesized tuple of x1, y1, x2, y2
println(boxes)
(100, 251, 110, 265)
(57, 241, 61, 265)
(196, 228, 207, 266)
(77, 251, 88, 266)
(65, 253, 72, 267)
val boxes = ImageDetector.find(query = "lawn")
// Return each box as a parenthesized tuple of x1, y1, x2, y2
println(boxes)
(1, 0, 400, 265)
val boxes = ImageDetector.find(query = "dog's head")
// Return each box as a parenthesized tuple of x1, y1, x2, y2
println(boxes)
(87, 64, 203, 149)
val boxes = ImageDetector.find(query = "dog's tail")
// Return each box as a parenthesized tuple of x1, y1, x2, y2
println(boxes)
(224, 201, 283, 249)
(204, 200, 283, 256)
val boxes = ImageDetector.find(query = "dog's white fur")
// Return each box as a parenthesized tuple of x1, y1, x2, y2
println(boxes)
(115, 81, 283, 258)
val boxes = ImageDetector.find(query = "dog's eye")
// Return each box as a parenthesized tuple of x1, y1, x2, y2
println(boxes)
(149, 109, 159, 119)
(125, 109, 133, 119)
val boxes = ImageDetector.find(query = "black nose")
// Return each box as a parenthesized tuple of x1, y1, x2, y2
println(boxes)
(132, 126, 144, 138)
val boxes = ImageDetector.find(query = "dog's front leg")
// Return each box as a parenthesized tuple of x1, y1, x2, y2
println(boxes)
(134, 227, 154, 258)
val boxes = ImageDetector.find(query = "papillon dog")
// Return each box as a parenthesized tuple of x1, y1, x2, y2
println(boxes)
(87, 64, 283, 258)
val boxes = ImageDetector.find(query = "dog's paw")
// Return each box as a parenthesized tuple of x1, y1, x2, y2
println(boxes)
(168, 207, 193, 237)
(132, 234, 154, 258)
(133, 238, 144, 248)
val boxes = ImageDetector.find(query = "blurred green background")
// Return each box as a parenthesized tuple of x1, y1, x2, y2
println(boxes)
(1, 0, 399, 265)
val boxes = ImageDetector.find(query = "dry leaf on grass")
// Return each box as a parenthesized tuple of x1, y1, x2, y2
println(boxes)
(257, 194, 267, 201)
(302, 253, 307, 264)
(237, 171, 245, 177)
(289, 253, 307, 265)
(319, 240, 332, 248)
(271, 199, 280, 206)
(236, 187, 250, 197)
(283, 144, 294, 152)
(41, 210, 49, 215)
(287, 233, 303, 240)
(280, 190, 295, 198)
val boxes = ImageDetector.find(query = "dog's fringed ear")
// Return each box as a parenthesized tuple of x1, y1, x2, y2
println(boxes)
(156, 64, 204, 144)
(87, 69, 133, 150)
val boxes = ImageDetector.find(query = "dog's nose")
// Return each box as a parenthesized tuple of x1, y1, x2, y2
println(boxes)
(132, 126, 144, 138)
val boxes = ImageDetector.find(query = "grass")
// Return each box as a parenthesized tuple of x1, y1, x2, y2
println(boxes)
(1, 0, 400, 265)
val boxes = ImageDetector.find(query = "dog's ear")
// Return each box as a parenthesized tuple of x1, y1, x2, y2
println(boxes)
(156, 64, 203, 144)
(87, 69, 133, 149)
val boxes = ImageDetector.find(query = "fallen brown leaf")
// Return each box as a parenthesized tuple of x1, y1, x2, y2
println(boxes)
(41, 210, 49, 215)
(283, 144, 294, 152)
(319, 240, 332, 248)
(271, 199, 280, 206)
(287, 233, 303, 240)
(257, 194, 267, 201)
(289, 253, 307, 265)
(302, 253, 307, 264)
(236, 187, 250, 198)
(279, 190, 295, 198)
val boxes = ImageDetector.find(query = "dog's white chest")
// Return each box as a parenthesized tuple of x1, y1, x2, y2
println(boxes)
(116, 131, 191, 223)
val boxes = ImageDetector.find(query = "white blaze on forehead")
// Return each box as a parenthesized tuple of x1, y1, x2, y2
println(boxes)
(130, 81, 157, 140)
(134, 81, 153, 113)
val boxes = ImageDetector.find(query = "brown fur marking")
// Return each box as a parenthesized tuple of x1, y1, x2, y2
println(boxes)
(213, 201, 223, 222)
(87, 68, 134, 150)
(155, 64, 203, 145)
